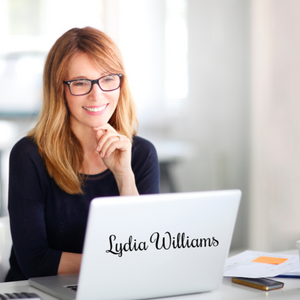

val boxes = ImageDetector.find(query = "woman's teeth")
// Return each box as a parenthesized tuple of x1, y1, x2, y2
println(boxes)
(83, 105, 106, 112)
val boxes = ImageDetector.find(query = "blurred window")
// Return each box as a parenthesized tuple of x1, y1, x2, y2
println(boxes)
(105, 0, 188, 124)
(165, 0, 188, 102)
(0, 52, 45, 116)
(0, 0, 188, 119)
(0, 0, 104, 117)
(8, 0, 42, 36)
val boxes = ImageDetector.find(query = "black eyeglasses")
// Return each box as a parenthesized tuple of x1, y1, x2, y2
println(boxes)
(63, 74, 122, 96)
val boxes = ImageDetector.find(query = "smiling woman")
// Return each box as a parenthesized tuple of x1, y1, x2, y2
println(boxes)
(63, 52, 121, 139)
(5, 27, 160, 282)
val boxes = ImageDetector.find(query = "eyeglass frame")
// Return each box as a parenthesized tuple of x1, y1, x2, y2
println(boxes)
(63, 74, 123, 96)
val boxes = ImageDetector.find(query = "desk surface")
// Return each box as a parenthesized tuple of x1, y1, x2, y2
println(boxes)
(0, 276, 299, 300)
(0, 251, 299, 300)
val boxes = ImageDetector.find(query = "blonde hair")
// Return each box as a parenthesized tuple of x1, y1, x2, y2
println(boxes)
(28, 27, 138, 194)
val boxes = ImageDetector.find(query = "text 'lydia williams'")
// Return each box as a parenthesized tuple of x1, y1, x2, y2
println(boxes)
(106, 232, 219, 257)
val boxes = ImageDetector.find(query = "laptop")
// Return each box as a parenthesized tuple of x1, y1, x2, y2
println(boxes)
(29, 190, 241, 300)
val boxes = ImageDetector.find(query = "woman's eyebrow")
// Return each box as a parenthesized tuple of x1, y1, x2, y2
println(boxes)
(69, 76, 89, 80)
(69, 72, 109, 80)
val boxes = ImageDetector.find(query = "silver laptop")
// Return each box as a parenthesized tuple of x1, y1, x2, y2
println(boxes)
(29, 190, 241, 300)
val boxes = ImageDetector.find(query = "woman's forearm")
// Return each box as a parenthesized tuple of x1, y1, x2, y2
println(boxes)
(58, 252, 82, 275)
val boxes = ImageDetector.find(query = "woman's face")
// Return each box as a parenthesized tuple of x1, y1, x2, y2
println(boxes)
(64, 52, 120, 133)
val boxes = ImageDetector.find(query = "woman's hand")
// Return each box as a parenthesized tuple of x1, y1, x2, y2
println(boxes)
(93, 124, 131, 175)
(93, 124, 138, 195)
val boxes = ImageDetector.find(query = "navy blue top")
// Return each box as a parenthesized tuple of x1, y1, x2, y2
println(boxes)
(5, 136, 160, 281)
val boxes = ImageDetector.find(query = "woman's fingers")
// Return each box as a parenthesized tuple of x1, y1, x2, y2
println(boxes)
(98, 134, 128, 158)
(93, 125, 129, 158)
(93, 125, 132, 176)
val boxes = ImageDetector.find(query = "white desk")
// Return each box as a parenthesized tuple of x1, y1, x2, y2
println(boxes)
(0, 251, 299, 300)
(0, 276, 299, 300)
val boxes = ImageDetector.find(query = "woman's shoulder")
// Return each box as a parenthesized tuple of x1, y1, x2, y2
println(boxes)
(131, 135, 160, 193)
(131, 135, 159, 165)
(10, 136, 40, 160)
(12, 136, 37, 150)
(132, 135, 157, 153)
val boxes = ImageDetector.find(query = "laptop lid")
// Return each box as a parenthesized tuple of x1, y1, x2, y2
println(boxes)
(30, 190, 241, 300)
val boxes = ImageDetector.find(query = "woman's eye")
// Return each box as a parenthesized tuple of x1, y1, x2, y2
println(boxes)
(101, 76, 114, 82)
(73, 80, 89, 87)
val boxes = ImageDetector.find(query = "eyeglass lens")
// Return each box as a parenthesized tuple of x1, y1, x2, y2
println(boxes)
(69, 74, 121, 95)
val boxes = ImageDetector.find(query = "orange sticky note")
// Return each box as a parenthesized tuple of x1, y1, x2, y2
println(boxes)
(252, 256, 288, 265)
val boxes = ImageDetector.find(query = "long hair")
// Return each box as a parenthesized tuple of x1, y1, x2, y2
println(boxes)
(28, 27, 138, 194)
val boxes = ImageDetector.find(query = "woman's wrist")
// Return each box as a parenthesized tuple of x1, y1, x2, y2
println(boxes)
(114, 171, 139, 195)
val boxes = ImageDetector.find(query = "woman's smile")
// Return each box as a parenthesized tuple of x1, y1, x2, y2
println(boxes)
(82, 104, 109, 115)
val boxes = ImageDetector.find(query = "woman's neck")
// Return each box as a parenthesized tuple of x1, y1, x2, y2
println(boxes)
(72, 124, 107, 175)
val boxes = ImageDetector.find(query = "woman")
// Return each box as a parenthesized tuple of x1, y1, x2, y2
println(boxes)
(5, 27, 160, 281)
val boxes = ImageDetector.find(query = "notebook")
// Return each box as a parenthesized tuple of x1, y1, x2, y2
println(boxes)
(29, 190, 241, 300)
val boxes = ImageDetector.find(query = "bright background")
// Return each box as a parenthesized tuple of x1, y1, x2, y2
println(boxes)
(0, 0, 299, 253)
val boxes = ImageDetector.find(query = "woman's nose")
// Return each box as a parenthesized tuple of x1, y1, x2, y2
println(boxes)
(89, 82, 103, 98)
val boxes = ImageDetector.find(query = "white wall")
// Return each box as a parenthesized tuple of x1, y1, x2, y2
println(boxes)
(176, 0, 250, 250)
(250, 0, 300, 252)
